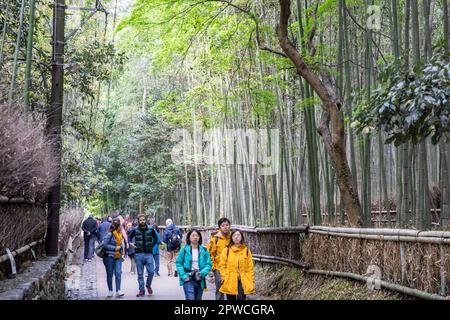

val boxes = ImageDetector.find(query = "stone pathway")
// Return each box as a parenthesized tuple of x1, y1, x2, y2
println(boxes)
(95, 253, 216, 300)
(65, 248, 98, 300)
(66, 242, 217, 300)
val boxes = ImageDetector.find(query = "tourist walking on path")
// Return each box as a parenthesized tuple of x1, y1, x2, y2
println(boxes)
(150, 222, 162, 276)
(219, 230, 254, 300)
(128, 214, 159, 297)
(175, 229, 212, 300)
(96, 216, 112, 244)
(111, 210, 129, 247)
(126, 222, 136, 274)
(102, 218, 125, 298)
(82, 215, 98, 262)
(163, 218, 182, 277)
(207, 217, 231, 300)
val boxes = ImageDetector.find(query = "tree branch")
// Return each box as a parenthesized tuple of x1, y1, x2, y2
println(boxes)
(344, 4, 387, 63)
(207, 0, 287, 58)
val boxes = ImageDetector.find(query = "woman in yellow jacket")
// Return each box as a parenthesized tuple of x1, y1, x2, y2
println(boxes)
(218, 230, 254, 300)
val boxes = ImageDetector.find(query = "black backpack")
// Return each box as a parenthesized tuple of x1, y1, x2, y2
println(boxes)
(168, 229, 181, 248)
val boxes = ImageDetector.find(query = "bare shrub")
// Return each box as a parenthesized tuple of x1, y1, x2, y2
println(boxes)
(0, 105, 58, 202)
(0, 204, 47, 254)
(59, 207, 85, 250)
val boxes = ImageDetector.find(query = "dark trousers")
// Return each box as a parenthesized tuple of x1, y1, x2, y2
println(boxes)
(154, 254, 160, 273)
(84, 236, 95, 259)
(226, 280, 246, 300)
(214, 269, 224, 300)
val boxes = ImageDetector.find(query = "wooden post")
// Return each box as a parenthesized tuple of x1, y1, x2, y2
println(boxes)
(45, 0, 65, 256)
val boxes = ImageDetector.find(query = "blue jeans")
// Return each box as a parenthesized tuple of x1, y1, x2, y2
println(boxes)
(135, 253, 154, 291)
(183, 279, 203, 300)
(84, 236, 95, 259)
(154, 254, 160, 273)
(103, 256, 122, 291)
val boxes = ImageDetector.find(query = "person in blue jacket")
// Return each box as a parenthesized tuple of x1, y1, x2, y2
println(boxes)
(150, 222, 162, 276)
(175, 229, 212, 300)
(97, 216, 112, 244)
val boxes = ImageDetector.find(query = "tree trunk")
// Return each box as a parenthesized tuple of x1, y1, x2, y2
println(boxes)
(441, 141, 450, 229)
(276, 0, 362, 227)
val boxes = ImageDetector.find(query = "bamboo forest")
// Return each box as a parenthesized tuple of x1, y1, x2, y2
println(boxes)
(0, 0, 449, 303)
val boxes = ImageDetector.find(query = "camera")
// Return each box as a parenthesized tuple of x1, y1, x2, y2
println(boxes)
(190, 270, 201, 281)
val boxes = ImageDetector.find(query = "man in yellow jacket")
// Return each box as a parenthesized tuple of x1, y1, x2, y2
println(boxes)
(219, 230, 254, 300)
(207, 217, 231, 300)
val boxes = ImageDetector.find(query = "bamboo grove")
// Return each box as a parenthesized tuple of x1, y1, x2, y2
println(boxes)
(0, 0, 449, 230)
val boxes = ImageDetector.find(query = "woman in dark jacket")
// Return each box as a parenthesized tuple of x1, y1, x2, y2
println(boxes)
(102, 218, 125, 298)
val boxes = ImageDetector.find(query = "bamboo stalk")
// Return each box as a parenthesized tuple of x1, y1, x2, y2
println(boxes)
(254, 257, 291, 267)
(305, 269, 448, 300)
(24, 0, 36, 113)
(8, 0, 26, 106)
(310, 226, 450, 238)
(310, 230, 450, 244)
(252, 254, 307, 269)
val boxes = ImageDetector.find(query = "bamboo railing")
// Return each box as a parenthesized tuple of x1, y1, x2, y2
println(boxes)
(158, 224, 449, 300)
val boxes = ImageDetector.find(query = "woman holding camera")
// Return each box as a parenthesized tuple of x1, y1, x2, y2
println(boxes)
(175, 229, 212, 300)
(219, 230, 255, 300)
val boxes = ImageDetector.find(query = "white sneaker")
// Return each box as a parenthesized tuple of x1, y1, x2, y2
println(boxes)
(116, 290, 124, 297)
(107, 291, 113, 297)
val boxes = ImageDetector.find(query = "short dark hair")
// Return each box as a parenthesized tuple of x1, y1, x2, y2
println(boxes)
(138, 214, 146, 221)
(228, 230, 245, 246)
(218, 217, 231, 227)
(186, 229, 202, 245)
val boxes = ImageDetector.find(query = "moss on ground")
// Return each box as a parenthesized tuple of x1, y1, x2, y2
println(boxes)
(253, 263, 409, 300)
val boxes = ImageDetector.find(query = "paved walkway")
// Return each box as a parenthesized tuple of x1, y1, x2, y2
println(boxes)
(66, 247, 98, 300)
(94, 253, 216, 300)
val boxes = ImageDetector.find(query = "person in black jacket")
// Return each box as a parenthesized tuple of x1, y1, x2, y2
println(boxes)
(82, 215, 98, 262)
(128, 214, 159, 297)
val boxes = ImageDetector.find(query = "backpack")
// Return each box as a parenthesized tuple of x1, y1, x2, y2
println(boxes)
(168, 229, 181, 248)
(95, 233, 112, 258)
(95, 243, 106, 258)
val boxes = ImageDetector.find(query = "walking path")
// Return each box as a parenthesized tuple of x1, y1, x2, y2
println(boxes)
(74, 252, 216, 300)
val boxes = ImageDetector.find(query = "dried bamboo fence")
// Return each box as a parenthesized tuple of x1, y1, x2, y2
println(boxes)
(0, 203, 84, 280)
(0, 196, 47, 252)
(163, 224, 450, 299)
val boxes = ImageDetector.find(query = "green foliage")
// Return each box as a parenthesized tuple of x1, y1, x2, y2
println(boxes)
(354, 49, 450, 145)
(66, 41, 126, 100)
